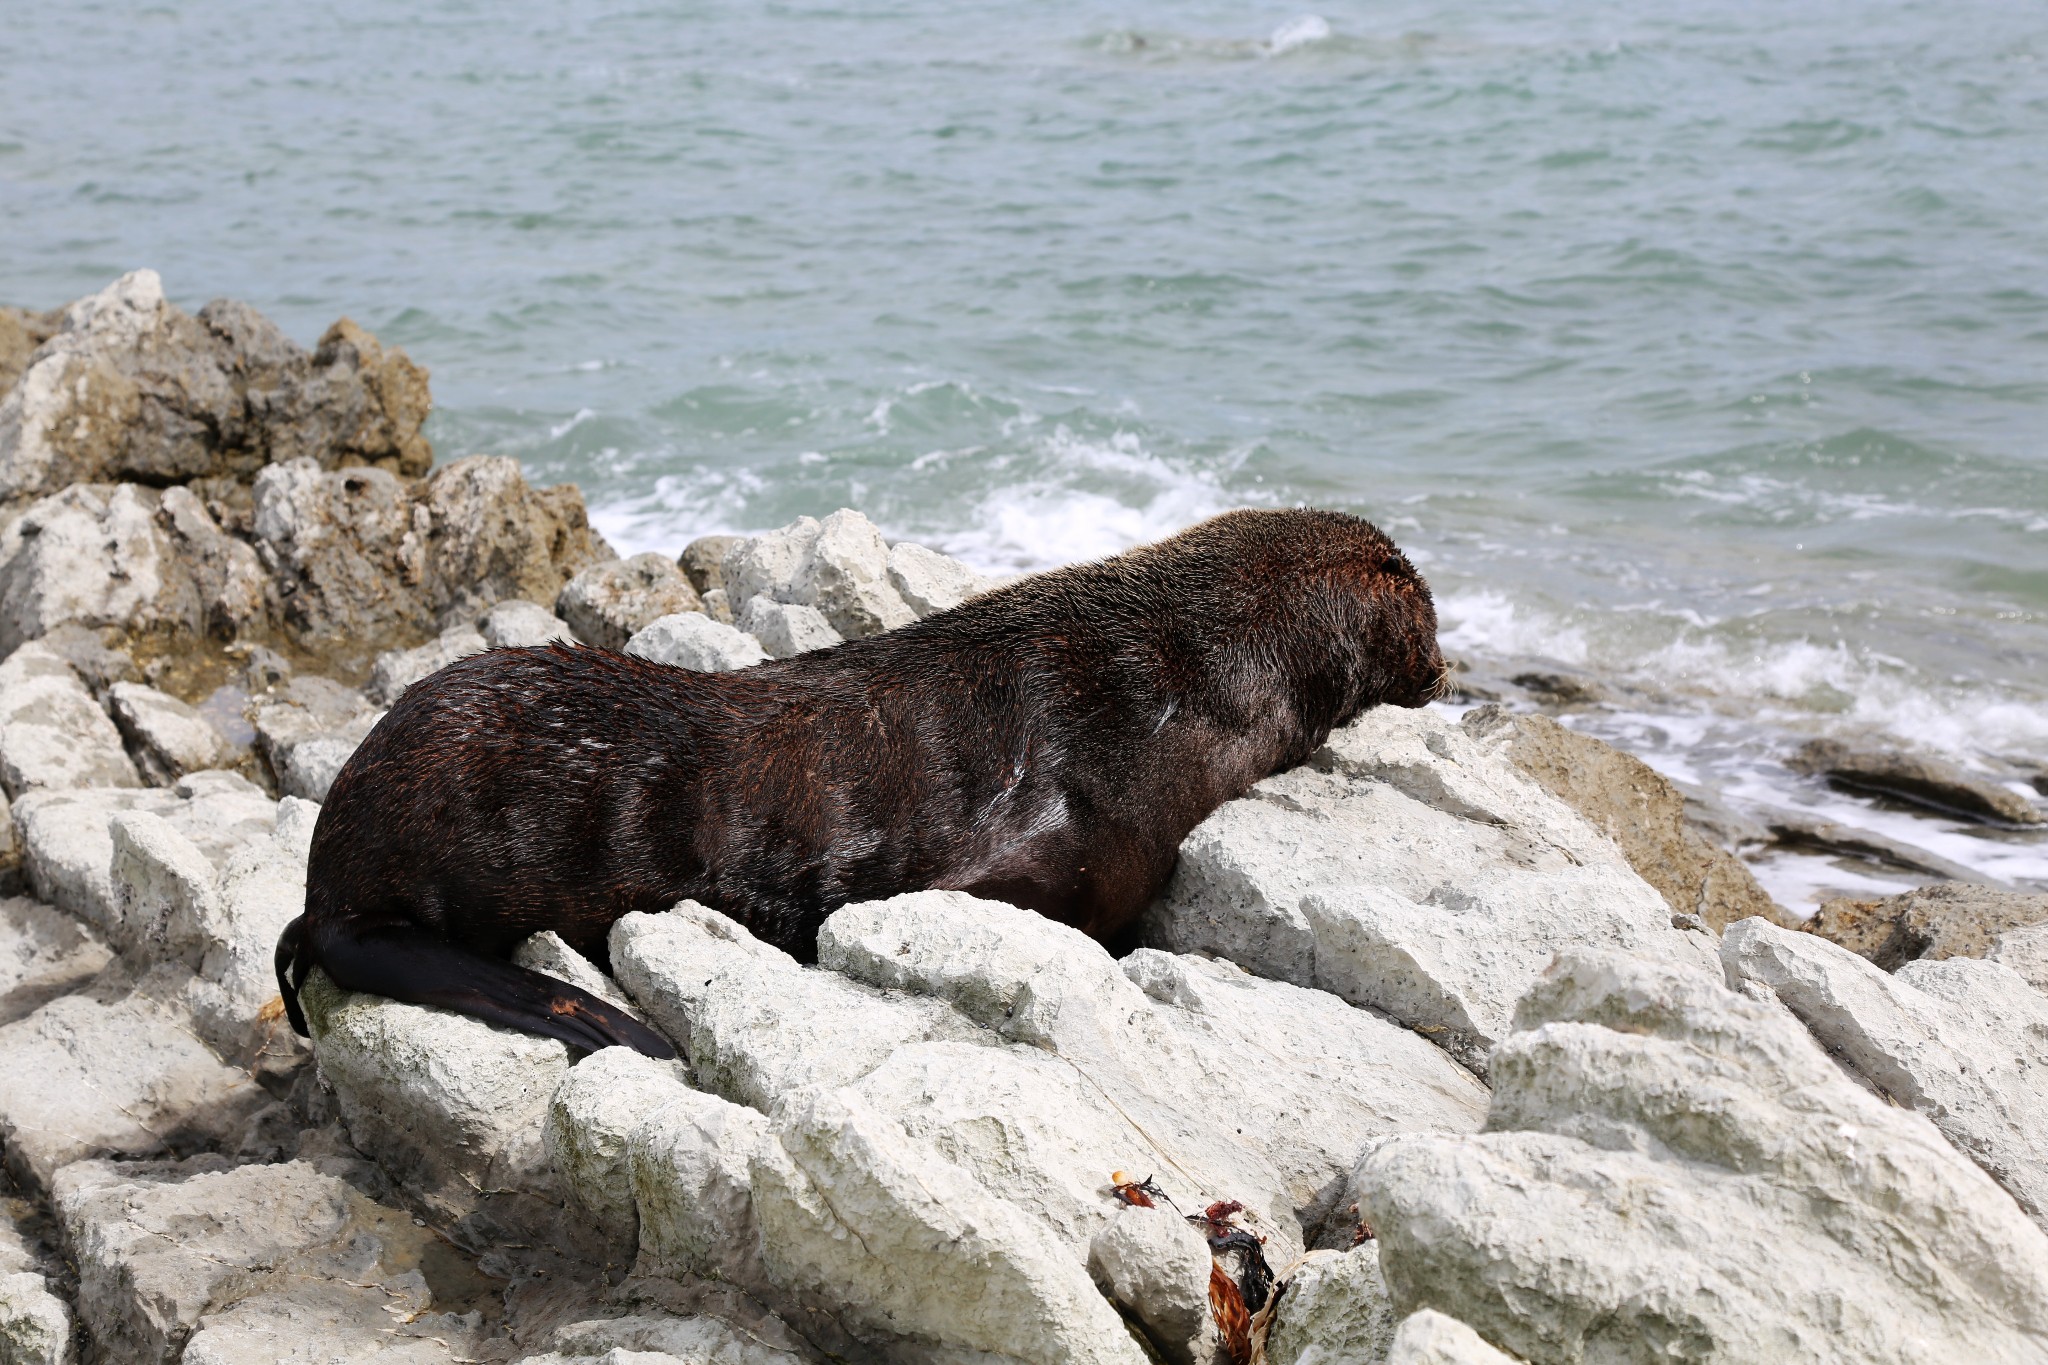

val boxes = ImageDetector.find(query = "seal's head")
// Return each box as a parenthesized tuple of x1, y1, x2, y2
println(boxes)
(1341, 533, 1445, 711)
(1167, 507, 1445, 723)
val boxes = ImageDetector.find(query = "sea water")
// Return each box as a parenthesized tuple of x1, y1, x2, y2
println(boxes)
(4, 0, 2045, 901)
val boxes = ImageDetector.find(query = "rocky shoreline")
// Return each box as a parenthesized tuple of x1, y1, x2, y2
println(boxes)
(0, 274, 2045, 1364)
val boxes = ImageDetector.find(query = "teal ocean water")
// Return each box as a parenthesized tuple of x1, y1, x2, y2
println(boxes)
(5, 1, 2045, 898)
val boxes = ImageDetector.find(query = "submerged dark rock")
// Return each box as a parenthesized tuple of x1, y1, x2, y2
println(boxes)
(1789, 737, 2044, 827)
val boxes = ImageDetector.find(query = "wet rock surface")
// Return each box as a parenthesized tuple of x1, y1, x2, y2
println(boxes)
(1790, 735, 2045, 826)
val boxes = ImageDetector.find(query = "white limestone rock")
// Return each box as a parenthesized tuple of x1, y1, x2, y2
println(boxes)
(16, 770, 274, 938)
(518, 1312, 811, 1365)
(593, 895, 1483, 1362)
(1384, 1311, 1523, 1365)
(886, 540, 993, 618)
(0, 480, 265, 659)
(0, 1268, 71, 1365)
(0, 271, 173, 503)
(733, 596, 839, 660)
(0, 893, 110, 1026)
(57, 1158, 487, 1365)
(274, 709, 382, 802)
(625, 611, 768, 672)
(751, 1085, 1148, 1364)
(790, 509, 916, 638)
(1087, 1206, 1219, 1365)
(1723, 916, 2048, 1229)
(0, 642, 142, 797)
(251, 678, 382, 802)
(0, 1206, 71, 1365)
(719, 519, 816, 614)
(821, 891, 1488, 1249)
(480, 597, 576, 648)
(610, 902, 983, 1111)
(1262, 1246, 1399, 1365)
(557, 554, 702, 650)
(107, 681, 239, 785)
(299, 968, 571, 1221)
(366, 625, 486, 705)
(1351, 949, 2048, 1365)
(722, 511, 916, 639)
(0, 986, 266, 1193)
(546, 1047, 702, 1252)
(112, 796, 318, 1062)
(1149, 707, 1708, 1068)
(1991, 921, 2048, 993)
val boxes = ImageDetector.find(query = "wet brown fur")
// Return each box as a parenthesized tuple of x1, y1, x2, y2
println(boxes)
(276, 508, 1444, 1057)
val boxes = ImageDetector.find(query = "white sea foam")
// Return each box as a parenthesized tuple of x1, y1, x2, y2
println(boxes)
(1266, 15, 1332, 55)
(943, 426, 1242, 572)
(548, 408, 597, 440)
(1437, 589, 1590, 665)
(587, 462, 767, 554)
(1636, 634, 2048, 764)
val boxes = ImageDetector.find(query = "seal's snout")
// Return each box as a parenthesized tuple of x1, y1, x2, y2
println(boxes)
(1394, 651, 1449, 708)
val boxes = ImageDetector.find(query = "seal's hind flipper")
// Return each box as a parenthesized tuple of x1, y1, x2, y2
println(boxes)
(314, 921, 678, 1060)
(275, 913, 311, 1037)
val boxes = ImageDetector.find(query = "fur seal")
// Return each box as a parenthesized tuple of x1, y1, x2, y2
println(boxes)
(275, 508, 1445, 1058)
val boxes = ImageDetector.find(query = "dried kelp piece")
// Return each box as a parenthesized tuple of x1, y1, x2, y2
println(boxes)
(1108, 1170, 1173, 1210)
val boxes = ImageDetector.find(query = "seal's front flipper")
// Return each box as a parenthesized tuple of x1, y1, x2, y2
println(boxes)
(315, 922, 678, 1060)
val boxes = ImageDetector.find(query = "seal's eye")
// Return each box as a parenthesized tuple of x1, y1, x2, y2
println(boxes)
(1380, 555, 1406, 575)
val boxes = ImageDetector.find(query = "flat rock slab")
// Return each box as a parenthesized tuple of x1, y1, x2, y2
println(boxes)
(0, 987, 265, 1193)
(107, 682, 240, 786)
(1352, 949, 2048, 1365)
(1150, 707, 1711, 1068)
(15, 771, 275, 947)
(0, 893, 110, 1026)
(512, 1311, 813, 1365)
(299, 969, 570, 1224)
(0, 642, 141, 798)
(56, 1158, 492, 1365)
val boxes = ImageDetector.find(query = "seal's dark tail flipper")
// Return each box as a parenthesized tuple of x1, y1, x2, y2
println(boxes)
(275, 914, 311, 1037)
(311, 921, 678, 1061)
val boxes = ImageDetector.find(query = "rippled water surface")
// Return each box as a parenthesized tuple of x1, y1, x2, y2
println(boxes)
(5, 0, 2046, 896)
